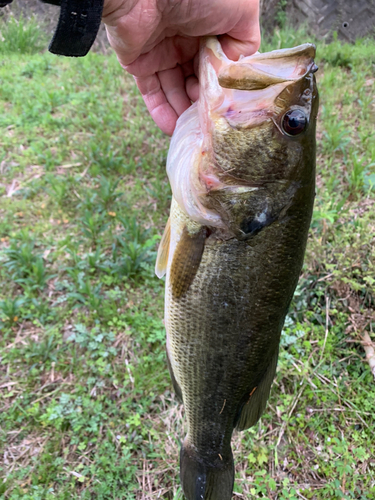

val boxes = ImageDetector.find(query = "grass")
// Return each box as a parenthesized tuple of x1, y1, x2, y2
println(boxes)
(0, 14, 47, 55)
(0, 18, 375, 500)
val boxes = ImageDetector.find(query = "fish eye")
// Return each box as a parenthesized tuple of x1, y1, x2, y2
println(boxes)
(282, 109, 308, 136)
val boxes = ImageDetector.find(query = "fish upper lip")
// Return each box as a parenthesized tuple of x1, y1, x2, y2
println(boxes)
(204, 38, 317, 92)
(248, 43, 316, 62)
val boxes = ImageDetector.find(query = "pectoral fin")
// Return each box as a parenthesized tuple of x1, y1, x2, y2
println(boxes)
(235, 349, 279, 431)
(170, 226, 207, 299)
(155, 218, 171, 279)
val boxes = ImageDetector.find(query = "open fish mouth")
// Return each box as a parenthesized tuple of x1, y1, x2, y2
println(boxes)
(200, 38, 317, 130)
(167, 38, 318, 231)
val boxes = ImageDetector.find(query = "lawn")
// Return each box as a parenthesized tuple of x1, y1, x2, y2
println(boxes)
(0, 17, 375, 500)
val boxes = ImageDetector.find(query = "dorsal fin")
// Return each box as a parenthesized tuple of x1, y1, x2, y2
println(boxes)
(155, 217, 171, 279)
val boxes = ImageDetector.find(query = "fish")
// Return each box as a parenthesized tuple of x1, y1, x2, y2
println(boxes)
(155, 37, 319, 500)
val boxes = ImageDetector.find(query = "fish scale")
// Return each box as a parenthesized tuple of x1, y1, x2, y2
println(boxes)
(165, 196, 309, 450)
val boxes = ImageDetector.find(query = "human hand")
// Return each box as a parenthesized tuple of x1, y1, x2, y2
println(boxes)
(102, 0, 261, 135)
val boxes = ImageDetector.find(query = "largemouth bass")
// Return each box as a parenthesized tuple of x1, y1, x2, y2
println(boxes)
(156, 37, 318, 500)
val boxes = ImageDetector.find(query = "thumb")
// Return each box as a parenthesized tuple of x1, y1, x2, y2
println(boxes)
(218, 1, 261, 61)
(219, 33, 261, 61)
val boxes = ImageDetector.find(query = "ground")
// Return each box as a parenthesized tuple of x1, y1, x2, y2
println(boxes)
(0, 18, 375, 500)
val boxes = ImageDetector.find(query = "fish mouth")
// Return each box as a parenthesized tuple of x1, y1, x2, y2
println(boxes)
(199, 38, 317, 130)
(166, 38, 318, 230)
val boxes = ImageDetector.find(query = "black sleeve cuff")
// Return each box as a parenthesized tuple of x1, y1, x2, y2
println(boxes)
(42, 0, 104, 57)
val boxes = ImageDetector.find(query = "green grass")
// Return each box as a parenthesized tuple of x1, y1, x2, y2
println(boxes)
(1, 20, 375, 500)
(0, 14, 47, 55)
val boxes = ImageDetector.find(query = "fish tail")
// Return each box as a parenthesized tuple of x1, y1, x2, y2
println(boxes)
(180, 441, 234, 500)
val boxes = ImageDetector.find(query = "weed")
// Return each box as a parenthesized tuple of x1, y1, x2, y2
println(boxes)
(275, 0, 287, 28)
(0, 296, 27, 327)
(109, 215, 157, 280)
(260, 25, 310, 52)
(79, 210, 109, 248)
(96, 175, 123, 211)
(21, 58, 53, 78)
(110, 237, 156, 279)
(84, 142, 125, 174)
(321, 42, 353, 68)
(357, 89, 375, 121)
(0, 14, 46, 55)
(67, 277, 103, 311)
(2, 240, 51, 291)
(343, 150, 375, 194)
(44, 175, 70, 207)
(24, 332, 62, 369)
(3, 240, 37, 276)
(67, 323, 118, 377)
(321, 116, 351, 155)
